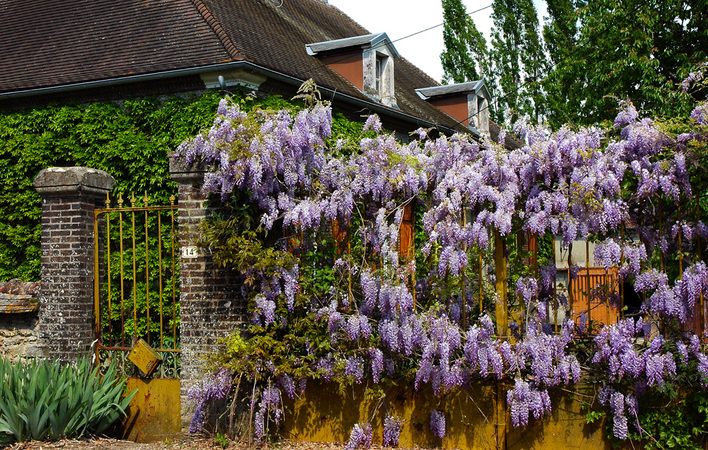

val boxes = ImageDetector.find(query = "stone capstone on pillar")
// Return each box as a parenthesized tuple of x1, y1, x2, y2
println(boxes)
(168, 156, 213, 185)
(34, 166, 116, 197)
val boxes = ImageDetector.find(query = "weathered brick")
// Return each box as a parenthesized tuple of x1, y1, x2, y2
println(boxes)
(34, 167, 115, 363)
(170, 157, 247, 426)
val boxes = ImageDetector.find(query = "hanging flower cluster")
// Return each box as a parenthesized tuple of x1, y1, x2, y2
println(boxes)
(187, 368, 233, 433)
(177, 65, 708, 445)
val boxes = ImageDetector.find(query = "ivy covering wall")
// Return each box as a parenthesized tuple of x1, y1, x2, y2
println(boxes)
(0, 89, 362, 282)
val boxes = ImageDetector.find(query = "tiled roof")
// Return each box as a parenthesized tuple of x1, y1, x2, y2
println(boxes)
(202, 0, 473, 131)
(0, 0, 508, 140)
(0, 0, 234, 93)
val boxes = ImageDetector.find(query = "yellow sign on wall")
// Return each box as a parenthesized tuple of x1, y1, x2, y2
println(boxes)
(128, 339, 163, 377)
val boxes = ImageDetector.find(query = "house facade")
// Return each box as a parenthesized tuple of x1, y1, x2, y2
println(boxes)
(0, 0, 505, 142)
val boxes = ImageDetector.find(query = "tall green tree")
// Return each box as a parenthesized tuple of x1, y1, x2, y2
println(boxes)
(489, 0, 546, 124)
(543, 0, 708, 128)
(543, 0, 583, 66)
(541, 0, 584, 127)
(440, 0, 490, 84)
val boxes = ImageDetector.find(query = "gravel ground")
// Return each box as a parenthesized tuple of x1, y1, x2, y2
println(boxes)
(5, 436, 394, 450)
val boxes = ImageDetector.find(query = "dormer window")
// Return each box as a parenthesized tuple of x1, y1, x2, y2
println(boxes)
(307, 33, 398, 108)
(415, 81, 491, 138)
(375, 56, 383, 95)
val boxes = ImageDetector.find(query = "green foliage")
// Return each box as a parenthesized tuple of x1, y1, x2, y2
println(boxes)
(0, 356, 136, 443)
(100, 206, 180, 349)
(0, 92, 224, 281)
(202, 213, 336, 385)
(625, 391, 708, 449)
(440, 0, 490, 85)
(441, 0, 706, 129)
(585, 409, 606, 425)
(214, 432, 229, 448)
(490, 0, 546, 124)
(0, 87, 352, 283)
(543, 0, 707, 128)
(542, 0, 582, 67)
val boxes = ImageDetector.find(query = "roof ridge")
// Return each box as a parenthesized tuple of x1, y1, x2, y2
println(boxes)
(190, 0, 243, 61)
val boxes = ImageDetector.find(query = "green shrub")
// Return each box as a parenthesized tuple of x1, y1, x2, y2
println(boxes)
(0, 356, 137, 444)
(0, 89, 364, 282)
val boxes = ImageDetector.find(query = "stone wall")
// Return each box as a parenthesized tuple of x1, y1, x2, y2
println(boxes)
(284, 380, 611, 450)
(0, 280, 46, 359)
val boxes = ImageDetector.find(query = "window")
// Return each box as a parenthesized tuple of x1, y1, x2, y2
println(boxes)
(375, 55, 384, 96)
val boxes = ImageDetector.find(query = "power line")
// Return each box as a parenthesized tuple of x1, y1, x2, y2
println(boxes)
(390, 5, 493, 44)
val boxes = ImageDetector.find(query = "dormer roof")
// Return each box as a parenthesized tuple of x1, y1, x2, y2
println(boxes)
(415, 81, 490, 101)
(306, 33, 400, 58)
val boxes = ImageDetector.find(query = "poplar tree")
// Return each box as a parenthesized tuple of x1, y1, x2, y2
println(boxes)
(541, 0, 584, 127)
(489, 0, 546, 125)
(440, 0, 706, 129)
(440, 0, 490, 84)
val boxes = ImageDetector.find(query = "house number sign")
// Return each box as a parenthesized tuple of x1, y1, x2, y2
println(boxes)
(181, 246, 201, 258)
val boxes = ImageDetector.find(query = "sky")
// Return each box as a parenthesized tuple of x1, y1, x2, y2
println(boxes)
(327, 0, 548, 83)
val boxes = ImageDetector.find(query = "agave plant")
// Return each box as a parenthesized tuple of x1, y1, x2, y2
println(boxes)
(0, 356, 136, 443)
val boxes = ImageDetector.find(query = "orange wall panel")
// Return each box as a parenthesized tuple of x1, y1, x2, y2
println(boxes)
(321, 51, 364, 90)
(429, 95, 468, 126)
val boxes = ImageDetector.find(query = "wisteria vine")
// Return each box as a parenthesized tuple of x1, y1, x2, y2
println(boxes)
(181, 68, 708, 446)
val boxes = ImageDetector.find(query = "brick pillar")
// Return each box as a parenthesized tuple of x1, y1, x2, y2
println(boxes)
(169, 157, 244, 427)
(33, 167, 115, 362)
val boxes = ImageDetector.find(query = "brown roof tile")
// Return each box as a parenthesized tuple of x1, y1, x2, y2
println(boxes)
(201, 0, 474, 131)
(0, 0, 232, 93)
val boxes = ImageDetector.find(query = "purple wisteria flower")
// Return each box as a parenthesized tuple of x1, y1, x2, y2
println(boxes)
(382, 414, 404, 446)
(363, 115, 382, 133)
(682, 70, 705, 92)
(429, 410, 446, 439)
(253, 294, 276, 326)
(369, 348, 384, 384)
(187, 368, 233, 433)
(691, 103, 708, 125)
(507, 379, 551, 427)
(345, 356, 365, 384)
(177, 82, 708, 444)
(345, 422, 372, 449)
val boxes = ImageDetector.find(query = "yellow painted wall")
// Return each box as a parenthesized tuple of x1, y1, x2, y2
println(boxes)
(283, 381, 610, 449)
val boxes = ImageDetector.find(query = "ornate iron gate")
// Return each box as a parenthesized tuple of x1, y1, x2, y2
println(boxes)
(93, 193, 180, 378)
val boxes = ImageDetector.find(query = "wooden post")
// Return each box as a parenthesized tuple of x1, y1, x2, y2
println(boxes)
(586, 239, 591, 328)
(553, 237, 559, 333)
(479, 245, 484, 315)
(568, 242, 573, 315)
(496, 381, 508, 449)
(494, 229, 508, 337)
